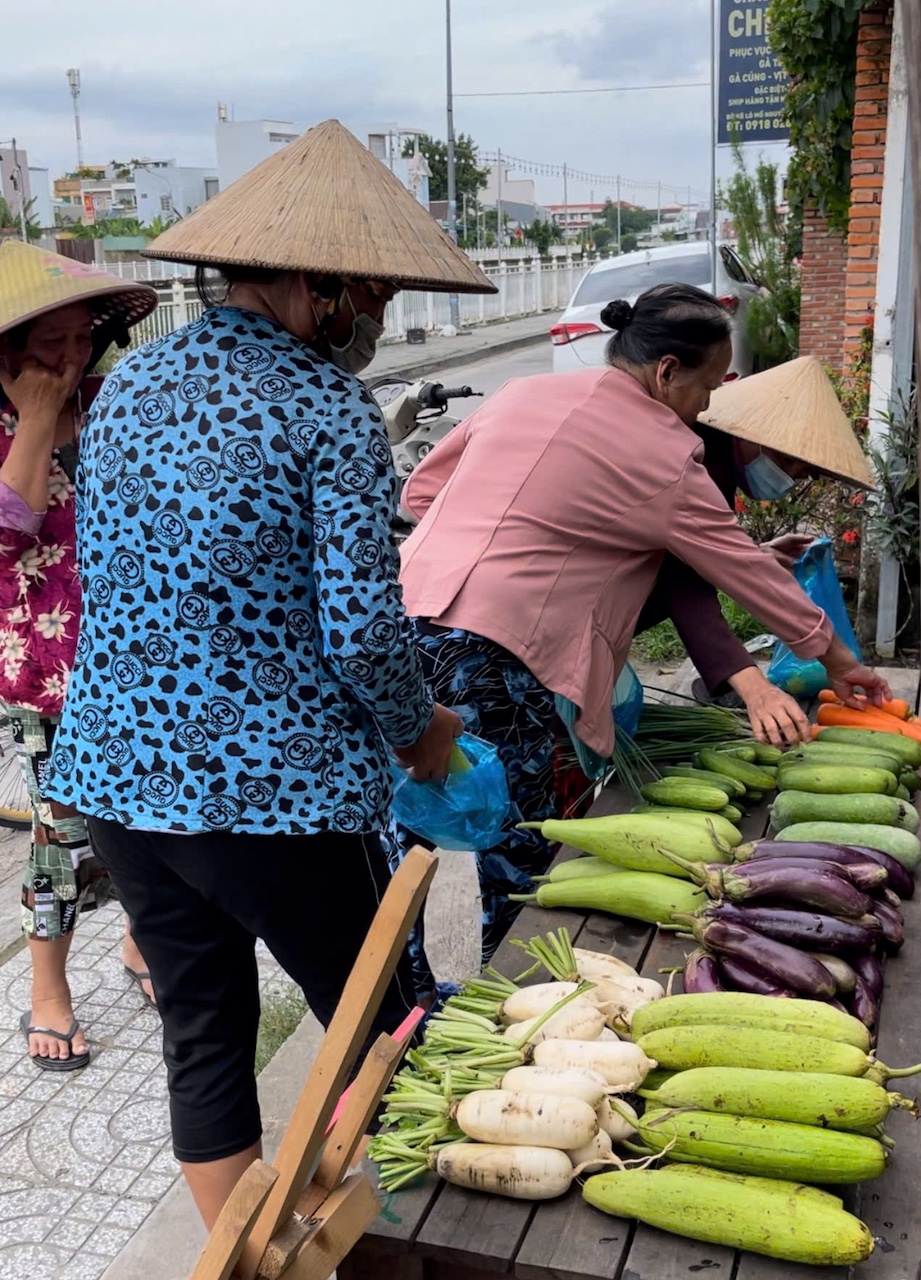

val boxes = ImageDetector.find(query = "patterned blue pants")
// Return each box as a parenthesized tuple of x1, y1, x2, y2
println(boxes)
(388, 621, 589, 999)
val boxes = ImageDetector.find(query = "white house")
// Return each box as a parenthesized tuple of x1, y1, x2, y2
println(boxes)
(215, 118, 299, 190)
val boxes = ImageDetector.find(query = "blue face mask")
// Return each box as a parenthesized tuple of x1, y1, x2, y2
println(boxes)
(744, 452, 795, 500)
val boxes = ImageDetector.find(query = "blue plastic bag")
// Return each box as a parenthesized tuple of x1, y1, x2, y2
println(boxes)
(766, 538, 862, 697)
(390, 732, 511, 852)
(554, 661, 644, 780)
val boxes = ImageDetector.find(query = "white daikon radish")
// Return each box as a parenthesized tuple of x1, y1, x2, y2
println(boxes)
(454, 1090, 598, 1150)
(593, 975, 666, 1033)
(500, 1066, 609, 1109)
(596, 1096, 639, 1143)
(567, 1128, 615, 1172)
(435, 1143, 573, 1200)
(598, 1027, 622, 1041)
(532, 1038, 657, 1088)
(573, 947, 639, 982)
(502, 982, 581, 1023)
(503, 1002, 604, 1045)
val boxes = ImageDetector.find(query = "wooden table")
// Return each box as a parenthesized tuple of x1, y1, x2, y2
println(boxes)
(339, 669, 921, 1280)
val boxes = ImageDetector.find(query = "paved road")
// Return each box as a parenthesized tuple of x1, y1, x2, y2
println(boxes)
(449, 343, 554, 417)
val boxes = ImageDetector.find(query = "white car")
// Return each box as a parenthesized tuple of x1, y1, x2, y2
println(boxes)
(550, 243, 761, 380)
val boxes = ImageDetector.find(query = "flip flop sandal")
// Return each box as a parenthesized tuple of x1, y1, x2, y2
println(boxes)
(124, 965, 157, 1010)
(20, 1011, 90, 1072)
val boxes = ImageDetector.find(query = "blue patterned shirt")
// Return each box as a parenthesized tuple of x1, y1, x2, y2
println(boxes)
(46, 306, 434, 834)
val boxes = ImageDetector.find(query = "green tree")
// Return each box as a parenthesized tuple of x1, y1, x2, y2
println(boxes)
(402, 133, 488, 207)
(602, 200, 655, 246)
(719, 143, 800, 367)
(143, 214, 177, 238)
(69, 215, 147, 239)
(526, 218, 560, 254)
(0, 197, 43, 242)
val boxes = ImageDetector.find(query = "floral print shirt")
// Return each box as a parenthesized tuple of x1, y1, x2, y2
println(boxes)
(0, 403, 80, 716)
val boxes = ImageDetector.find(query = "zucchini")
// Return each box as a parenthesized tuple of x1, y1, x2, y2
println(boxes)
(778, 764, 896, 796)
(640, 779, 730, 812)
(582, 1167, 874, 1266)
(775, 821, 921, 871)
(636, 1107, 887, 1183)
(698, 748, 777, 793)
(711, 744, 758, 761)
(661, 766, 746, 797)
(750, 743, 784, 765)
(816, 726, 921, 769)
(770, 790, 920, 834)
(779, 747, 902, 779)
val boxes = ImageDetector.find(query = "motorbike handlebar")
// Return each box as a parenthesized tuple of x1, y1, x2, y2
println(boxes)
(423, 384, 482, 408)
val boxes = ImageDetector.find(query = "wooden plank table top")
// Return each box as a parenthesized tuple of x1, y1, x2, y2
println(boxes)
(340, 668, 921, 1280)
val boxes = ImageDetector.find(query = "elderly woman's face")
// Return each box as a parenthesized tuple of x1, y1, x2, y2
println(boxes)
(324, 279, 398, 346)
(4, 303, 94, 401)
(654, 337, 734, 428)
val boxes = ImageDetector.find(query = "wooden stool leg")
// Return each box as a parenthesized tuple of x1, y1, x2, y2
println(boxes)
(186, 1159, 277, 1280)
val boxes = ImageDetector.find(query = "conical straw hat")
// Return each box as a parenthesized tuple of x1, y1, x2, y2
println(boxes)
(145, 119, 497, 295)
(699, 356, 874, 489)
(0, 239, 157, 339)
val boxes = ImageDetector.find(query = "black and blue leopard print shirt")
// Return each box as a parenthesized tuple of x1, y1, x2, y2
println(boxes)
(46, 306, 434, 834)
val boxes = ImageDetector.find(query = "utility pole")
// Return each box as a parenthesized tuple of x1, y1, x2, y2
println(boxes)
(709, 0, 719, 287)
(496, 148, 503, 251)
(445, 0, 461, 329)
(656, 180, 662, 243)
(11, 141, 26, 242)
(616, 174, 622, 252)
(563, 163, 569, 252)
(67, 69, 84, 171)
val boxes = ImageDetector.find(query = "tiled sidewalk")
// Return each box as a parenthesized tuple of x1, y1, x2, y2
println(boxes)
(0, 900, 300, 1280)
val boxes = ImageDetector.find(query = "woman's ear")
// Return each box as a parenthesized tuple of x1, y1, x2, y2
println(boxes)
(655, 354, 679, 396)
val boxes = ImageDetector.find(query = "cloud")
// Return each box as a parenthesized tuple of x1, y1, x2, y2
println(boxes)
(552, 0, 711, 84)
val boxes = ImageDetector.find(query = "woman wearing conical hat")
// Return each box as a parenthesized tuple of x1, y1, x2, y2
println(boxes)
(43, 121, 495, 1226)
(0, 240, 157, 1073)
(637, 352, 873, 717)
(398, 284, 886, 988)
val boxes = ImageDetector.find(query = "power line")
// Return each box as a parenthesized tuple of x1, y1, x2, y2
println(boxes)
(456, 81, 709, 99)
(481, 152, 709, 203)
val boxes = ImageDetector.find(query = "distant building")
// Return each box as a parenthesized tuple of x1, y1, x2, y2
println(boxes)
(27, 168, 54, 230)
(0, 146, 32, 220)
(546, 201, 632, 238)
(215, 117, 299, 189)
(134, 163, 218, 225)
(366, 127, 431, 206)
(51, 160, 217, 228)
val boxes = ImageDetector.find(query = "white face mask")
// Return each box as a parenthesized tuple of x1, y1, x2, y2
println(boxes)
(744, 451, 796, 500)
(328, 291, 385, 375)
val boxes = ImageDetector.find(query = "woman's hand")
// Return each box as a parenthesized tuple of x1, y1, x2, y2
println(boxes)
(729, 665, 812, 747)
(395, 703, 465, 781)
(821, 636, 892, 709)
(761, 534, 814, 571)
(1, 358, 77, 429)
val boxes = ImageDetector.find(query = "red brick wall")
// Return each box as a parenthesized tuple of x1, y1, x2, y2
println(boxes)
(798, 207, 848, 364)
(844, 2, 893, 357)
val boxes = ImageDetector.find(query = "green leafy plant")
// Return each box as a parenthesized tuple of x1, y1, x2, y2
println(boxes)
(719, 143, 801, 366)
(866, 390, 919, 565)
(768, 0, 877, 233)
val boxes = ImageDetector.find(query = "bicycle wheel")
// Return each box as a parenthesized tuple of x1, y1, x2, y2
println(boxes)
(0, 716, 31, 830)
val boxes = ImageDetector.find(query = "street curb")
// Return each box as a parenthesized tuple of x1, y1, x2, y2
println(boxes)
(369, 329, 548, 383)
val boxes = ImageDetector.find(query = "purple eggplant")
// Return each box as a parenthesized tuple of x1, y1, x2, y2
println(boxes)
(693, 860, 873, 919)
(745, 856, 888, 894)
(682, 948, 724, 994)
(852, 951, 885, 1002)
(873, 899, 905, 953)
(674, 915, 838, 999)
(848, 974, 880, 1032)
(739, 840, 915, 899)
(717, 953, 794, 997)
(703, 902, 882, 955)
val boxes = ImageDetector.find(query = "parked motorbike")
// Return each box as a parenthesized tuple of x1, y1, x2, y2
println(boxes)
(369, 377, 481, 540)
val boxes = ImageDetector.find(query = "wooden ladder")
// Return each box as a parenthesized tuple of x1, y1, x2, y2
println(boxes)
(187, 844, 437, 1280)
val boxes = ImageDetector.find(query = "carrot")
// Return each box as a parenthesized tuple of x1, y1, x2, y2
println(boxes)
(818, 689, 912, 720)
(816, 704, 909, 733)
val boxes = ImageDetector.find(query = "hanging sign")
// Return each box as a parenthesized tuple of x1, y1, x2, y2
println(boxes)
(718, 0, 790, 144)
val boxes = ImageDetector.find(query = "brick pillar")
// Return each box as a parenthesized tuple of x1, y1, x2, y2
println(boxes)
(798, 206, 848, 365)
(844, 2, 894, 357)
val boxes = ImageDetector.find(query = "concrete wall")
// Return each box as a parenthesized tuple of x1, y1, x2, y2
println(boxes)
(27, 167, 54, 229)
(215, 120, 298, 189)
(0, 147, 32, 217)
(135, 166, 218, 225)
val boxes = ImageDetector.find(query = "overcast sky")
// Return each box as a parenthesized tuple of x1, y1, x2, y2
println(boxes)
(1, 0, 786, 207)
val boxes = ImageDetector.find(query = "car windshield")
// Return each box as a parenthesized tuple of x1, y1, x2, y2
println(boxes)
(573, 253, 712, 307)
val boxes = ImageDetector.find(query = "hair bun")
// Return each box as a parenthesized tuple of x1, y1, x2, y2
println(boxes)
(601, 299, 635, 332)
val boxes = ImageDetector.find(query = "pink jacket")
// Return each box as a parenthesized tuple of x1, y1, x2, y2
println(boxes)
(400, 367, 833, 756)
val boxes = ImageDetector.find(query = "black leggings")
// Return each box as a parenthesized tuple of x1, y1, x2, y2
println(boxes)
(87, 819, 417, 1163)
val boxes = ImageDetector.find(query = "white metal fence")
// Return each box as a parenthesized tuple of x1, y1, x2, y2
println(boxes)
(122, 256, 596, 349)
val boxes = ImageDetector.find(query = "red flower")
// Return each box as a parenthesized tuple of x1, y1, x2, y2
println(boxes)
(734, 496, 747, 514)
(841, 529, 860, 545)
(849, 492, 866, 507)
